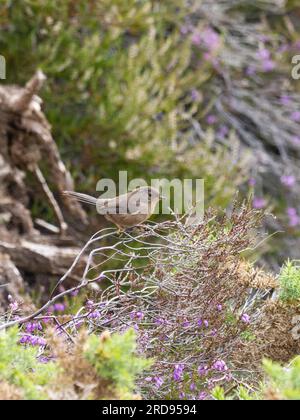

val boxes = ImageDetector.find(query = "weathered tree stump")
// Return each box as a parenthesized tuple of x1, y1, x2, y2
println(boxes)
(0, 71, 90, 305)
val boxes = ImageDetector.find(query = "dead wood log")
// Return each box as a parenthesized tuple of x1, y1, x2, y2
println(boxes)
(0, 71, 92, 304)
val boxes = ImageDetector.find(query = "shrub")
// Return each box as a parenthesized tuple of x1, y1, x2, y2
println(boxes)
(0, 327, 57, 400)
(0, 326, 150, 400)
(263, 357, 300, 400)
(279, 260, 300, 303)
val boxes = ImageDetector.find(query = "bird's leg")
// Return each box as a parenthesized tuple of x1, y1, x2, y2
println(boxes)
(115, 225, 125, 236)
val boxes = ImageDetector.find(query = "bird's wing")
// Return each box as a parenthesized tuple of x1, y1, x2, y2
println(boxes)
(96, 190, 141, 214)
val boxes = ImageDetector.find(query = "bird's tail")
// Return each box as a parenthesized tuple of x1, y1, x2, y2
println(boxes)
(63, 191, 97, 206)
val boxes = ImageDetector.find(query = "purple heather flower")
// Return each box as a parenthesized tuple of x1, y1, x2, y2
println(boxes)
(211, 329, 217, 337)
(197, 365, 208, 376)
(204, 320, 209, 328)
(291, 111, 300, 122)
(9, 301, 19, 312)
(19, 335, 29, 344)
(287, 208, 300, 227)
(179, 392, 185, 399)
(191, 27, 220, 52)
(88, 310, 100, 320)
(180, 25, 191, 35)
(130, 311, 144, 321)
(154, 318, 165, 326)
(53, 303, 65, 312)
(280, 95, 291, 106)
(278, 44, 289, 53)
(217, 125, 229, 138)
(86, 300, 94, 309)
(74, 320, 84, 329)
(245, 66, 256, 76)
(257, 48, 271, 60)
(206, 114, 217, 125)
(41, 316, 52, 324)
(173, 364, 185, 381)
(135, 311, 144, 320)
(71, 289, 79, 297)
(287, 207, 297, 217)
(197, 319, 203, 327)
(20, 335, 46, 347)
(291, 136, 300, 146)
(25, 322, 42, 333)
(198, 392, 207, 400)
(217, 304, 223, 312)
(182, 320, 190, 328)
(248, 177, 256, 187)
(293, 40, 300, 49)
(280, 175, 296, 188)
(145, 376, 152, 382)
(190, 382, 196, 391)
(212, 360, 228, 372)
(191, 32, 201, 46)
(202, 27, 220, 51)
(38, 356, 51, 364)
(191, 89, 201, 102)
(253, 197, 266, 209)
(154, 376, 164, 388)
(241, 313, 251, 324)
(262, 59, 276, 72)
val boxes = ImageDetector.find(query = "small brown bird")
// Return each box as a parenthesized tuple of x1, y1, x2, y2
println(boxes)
(63, 186, 162, 231)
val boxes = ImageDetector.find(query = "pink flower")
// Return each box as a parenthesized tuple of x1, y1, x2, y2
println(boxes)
(192, 27, 220, 52)
(257, 48, 271, 60)
(253, 197, 266, 209)
(191, 89, 201, 102)
(154, 376, 164, 388)
(246, 66, 256, 76)
(241, 313, 251, 324)
(198, 365, 208, 376)
(217, 125, 229, 138)
(212, 360, 228, 372)
(291, 136, 300, 146)
(281, 175, 296, 188)
(206, 114, 217, 125)
(280, 95, 291, 106)
(291, 111, 300, 122)
(262, 60, 276, 72)
(287, 208, 300, 227)
(191, 32, 201, 46)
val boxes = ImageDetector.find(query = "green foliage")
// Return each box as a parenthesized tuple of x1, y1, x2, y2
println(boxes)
(0, 327, 150, 400)
(0, 327, 57, 400)
(278, 260, 300, 303)
(211, 386, 226, 400)
(263, 357, 300, 400)
(0, 0, 245, 213)
(85, 329, 151, 394)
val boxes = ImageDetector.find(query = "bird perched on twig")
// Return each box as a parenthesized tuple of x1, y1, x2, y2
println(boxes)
(63, 186, 163, 231)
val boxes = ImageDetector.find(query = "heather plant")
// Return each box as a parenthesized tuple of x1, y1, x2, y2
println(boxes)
(0, 326, 149, 400)
(0, 327, 57, 400)
(0, 0, 250, 221)
(1, 203, 300, 400)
